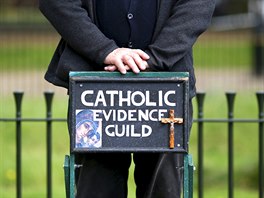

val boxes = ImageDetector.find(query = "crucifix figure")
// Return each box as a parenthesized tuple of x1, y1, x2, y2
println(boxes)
(161, 109, 183, 149)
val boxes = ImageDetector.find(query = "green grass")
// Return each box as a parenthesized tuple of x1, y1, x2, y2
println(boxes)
(0, 31, 253, 71)
(193, 39, 252, 68)
(0, 38, 57, 70)
(0, 92, 262, 198)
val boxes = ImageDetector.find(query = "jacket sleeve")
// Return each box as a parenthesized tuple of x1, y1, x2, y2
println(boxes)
(145, 0, 216, 71)
(39, 0, 118, 66)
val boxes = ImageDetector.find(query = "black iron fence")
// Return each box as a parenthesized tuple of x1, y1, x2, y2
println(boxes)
(195, 92, 264, 198)
(0, 92, 66, 198)
(0, 91, 263, 198)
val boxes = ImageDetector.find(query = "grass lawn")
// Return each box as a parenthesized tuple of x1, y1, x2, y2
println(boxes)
(0, 91, 262, 198)
(0, 31, 253, 71)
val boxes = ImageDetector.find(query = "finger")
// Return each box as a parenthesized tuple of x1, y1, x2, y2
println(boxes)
(143, 61, 149, 69)
(130, 53, 147, 70)
(133, 49, 150, 60)
(113, 65, 130, 71)
(105, 65, 130, 72)
(124, 65, 130, 70)
(123, 55, 140, 74)
(115, 59, 127, 74)
(104, 65, 118, 72)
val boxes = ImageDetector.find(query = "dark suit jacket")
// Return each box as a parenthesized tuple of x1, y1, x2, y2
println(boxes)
(39, 0, 215, 98)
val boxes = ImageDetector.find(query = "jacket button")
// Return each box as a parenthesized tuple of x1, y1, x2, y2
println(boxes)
(127, 13, 133, 19)
(128, 42, 133, 48)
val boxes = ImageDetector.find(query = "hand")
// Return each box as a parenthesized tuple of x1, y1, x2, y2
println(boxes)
(104, 61, 149, 72)
(104, 48, 150, 74)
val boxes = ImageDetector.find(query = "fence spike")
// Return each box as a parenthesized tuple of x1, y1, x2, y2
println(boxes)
(226, 92, 236, 118)
(196, 92, 206, 118)
(256, 92, 264, 117)
(44, 92, 54, 117)
(14, 92, 24, 117)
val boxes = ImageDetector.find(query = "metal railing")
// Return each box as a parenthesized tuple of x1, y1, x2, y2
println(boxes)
(195, 92, 264, 198)
(0, 91, 263, 198)
(0, 92, 66, 198)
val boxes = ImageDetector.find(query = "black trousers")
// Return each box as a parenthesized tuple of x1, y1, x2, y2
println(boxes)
(75, 153, 184, 198)
(68, 101, 193, 198)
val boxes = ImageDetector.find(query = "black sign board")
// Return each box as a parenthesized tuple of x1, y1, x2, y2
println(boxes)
(69, 72, 189, 153)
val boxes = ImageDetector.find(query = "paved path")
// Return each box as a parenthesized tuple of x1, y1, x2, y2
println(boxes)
(195, 68, 264, 93)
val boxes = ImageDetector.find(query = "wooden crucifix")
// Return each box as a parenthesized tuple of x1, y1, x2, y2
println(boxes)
(161, 109, 183, 149)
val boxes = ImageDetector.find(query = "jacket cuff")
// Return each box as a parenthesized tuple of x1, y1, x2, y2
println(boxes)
(145, 50, 163, 71)
(96, 43, 119, 66)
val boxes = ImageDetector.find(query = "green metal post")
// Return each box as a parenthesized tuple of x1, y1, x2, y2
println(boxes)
(63, 155, 70, 198)
(188, 155, 194, 198)
(69, 154, 75, 198)
(184, 154, 194, 198)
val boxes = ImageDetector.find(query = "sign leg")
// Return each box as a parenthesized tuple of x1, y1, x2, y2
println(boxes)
(63, 155, 70, 198)
(69, 154, 75, 198)
(183, 154, 194, 198)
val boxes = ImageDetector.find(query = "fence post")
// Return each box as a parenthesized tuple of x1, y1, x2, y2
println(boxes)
(226, 92, 236, 198)
(14, 92, 24, 198)
(256, 92, 264, 198)
(44, 92, 54, 198)
(196, 92, 205, 198)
